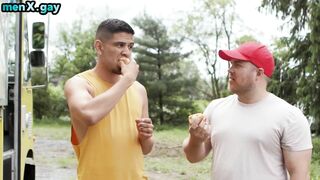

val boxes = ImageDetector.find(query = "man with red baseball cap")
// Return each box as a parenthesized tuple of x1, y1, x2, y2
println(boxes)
(183, 42, 313, 180)
(218, 42, 275, 77)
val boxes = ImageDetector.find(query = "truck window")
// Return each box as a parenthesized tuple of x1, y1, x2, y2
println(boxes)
(0, 12, 8, 105)
(7, 14, 16, 78)
(32, 22, 45, 49)
(23, 17, 31, 84)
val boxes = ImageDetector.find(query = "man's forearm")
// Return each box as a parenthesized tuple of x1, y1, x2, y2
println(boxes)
(289, 173, 310, 180)
(140, 137, 154, 155)
(183, 136, 208, 163)
(80, 77, 134, 125)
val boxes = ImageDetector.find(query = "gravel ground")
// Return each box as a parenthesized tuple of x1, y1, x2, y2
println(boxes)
(34, 137, 76, 180)
(34, 137, 181, 180)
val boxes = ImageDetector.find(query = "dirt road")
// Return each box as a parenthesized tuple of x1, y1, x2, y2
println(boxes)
(34, 137, 76, 180)
(34, 137, 183, 180)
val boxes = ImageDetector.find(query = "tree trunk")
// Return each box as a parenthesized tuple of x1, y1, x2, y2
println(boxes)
(159, 92, 164, 125)
(315, 120, 320, 136)
(210, 74, 216, 98)
(157, 51, 164, 125)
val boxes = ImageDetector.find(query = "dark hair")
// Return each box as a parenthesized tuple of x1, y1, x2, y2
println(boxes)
(95, 19, 135, 41)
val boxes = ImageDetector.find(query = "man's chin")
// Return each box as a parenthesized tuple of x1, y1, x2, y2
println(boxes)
(228, 84, 236, 94)
(111, 68, 122, 75)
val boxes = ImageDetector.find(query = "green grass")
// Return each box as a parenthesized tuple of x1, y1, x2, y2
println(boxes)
(34, 121, 320, 179)
(34, 117, 70, 140)
(145, 126, 211, 179)
(56, 156, 77, 169)
(311, 137, 320, 180)
(148, 126, 320, 180)
(36, 154, 76, 169)
(34, 117, 76, 170)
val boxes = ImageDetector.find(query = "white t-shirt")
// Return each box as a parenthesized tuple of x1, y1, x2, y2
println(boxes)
(204, 93, 313, 180)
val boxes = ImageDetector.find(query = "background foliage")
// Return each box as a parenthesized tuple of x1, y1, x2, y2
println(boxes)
(33, 0, 320, 136)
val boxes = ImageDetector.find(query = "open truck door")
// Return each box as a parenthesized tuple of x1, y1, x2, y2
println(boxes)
(0, 1, 48, 179)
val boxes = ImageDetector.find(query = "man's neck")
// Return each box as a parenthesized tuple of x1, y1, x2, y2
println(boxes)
(93, 63, 120, 84)
(237, 89, 268, 104)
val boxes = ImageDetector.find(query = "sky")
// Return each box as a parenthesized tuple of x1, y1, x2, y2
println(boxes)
(31, 0, 288, 77)
(45, 0, 286, 44)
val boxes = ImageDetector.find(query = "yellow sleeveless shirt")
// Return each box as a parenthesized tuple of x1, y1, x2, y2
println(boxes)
(71, 70, 147, 180)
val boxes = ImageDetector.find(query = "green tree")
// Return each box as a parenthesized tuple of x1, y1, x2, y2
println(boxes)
(132, 14, 201, 125)
(261, 0, 320, 135)
(267, 38, 298, 106)
(33, 15, 103, 119)
(50, 19, 97, 85)
(235, 35, 258, 45)
(175, 0, 236, 99)
(32, 68, 67, 119)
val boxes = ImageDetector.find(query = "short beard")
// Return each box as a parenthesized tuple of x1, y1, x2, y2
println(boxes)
(111, 67, 122, 75)
(228, 82, 254, 95)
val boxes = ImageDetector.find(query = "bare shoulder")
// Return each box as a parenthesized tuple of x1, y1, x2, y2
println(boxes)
(64, 75, 93, 98)
(134, 81, 147, 95)
(64, 76, 84, 93)
(134, 81, 149, 117)
(133, 81, 148, 107)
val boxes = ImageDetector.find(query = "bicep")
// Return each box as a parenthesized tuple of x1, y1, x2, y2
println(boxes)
(204, 138, 212, 156)
(64, 77, 93, 118)
(142, 93, 148, 118)
(283, 149, 312, 175)
(136, 82, 149, 118)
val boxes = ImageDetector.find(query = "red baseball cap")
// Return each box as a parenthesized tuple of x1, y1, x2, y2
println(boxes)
(218, 42, 275, 77)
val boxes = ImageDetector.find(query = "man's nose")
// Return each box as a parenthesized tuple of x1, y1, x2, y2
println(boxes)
(121, 46, 131, 56)
(228, 67, 234, 74)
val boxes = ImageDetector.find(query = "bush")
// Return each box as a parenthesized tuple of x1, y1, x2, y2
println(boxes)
(312, 137, 320, 162)
(33, 83, 68, 119)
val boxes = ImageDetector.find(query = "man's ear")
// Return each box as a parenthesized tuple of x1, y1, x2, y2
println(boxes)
(257, 68, 265, 77)
(94, 40, 104, 55)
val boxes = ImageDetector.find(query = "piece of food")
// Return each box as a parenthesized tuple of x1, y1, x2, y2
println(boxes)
(119, 57, 130, 64)
(199, 117, 207, 128)
(188, 113, 204, 127)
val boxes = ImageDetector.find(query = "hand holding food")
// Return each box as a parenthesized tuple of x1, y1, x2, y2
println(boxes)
(188, 113, 210, 142)
(136, 118, 154, 141)
(119, 57, 130, 64)
(119, 57, 139, 82)
(188, 113, 205, 129)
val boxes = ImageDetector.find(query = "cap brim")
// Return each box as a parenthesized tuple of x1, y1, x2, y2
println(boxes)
(218, 50, 250, 61)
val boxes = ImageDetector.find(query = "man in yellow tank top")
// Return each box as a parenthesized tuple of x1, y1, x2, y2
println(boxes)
(64, 19, 154, 180)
